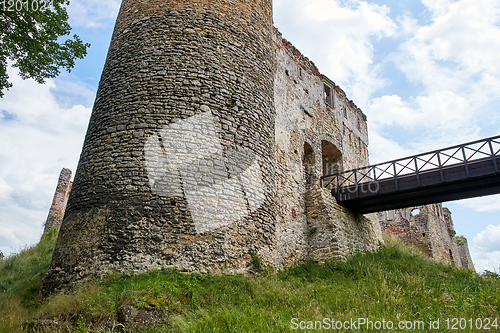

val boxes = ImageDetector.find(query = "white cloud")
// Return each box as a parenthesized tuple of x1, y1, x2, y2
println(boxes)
(0, 66, 92, 256)
(368, 94, 414, 127)
(399, 0, 500, 87)
(458, 195, 500, 213)
(364, 0, 500, 172)
(473, 224, 500, 252)
(274, 0, 397, 107)
(375, 0, 500, 128)
(67, 0, 121, 29)
(470, 224, 500, 272)
(367, 130, 416, 163)
(470, 249, 500, 273)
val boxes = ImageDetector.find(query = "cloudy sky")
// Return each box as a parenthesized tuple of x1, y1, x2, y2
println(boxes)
(1, 0, 499, 272)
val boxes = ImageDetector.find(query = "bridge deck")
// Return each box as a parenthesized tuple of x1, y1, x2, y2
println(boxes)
(322, 135, 500, 214)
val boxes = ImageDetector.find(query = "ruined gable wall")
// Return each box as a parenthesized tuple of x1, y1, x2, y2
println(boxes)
(273, 29, 376, 265)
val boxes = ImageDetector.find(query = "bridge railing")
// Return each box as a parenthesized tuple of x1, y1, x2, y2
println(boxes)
(321, 134, 500, 200)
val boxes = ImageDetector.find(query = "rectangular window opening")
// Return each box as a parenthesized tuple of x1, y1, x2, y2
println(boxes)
(324, 84, 334, 107)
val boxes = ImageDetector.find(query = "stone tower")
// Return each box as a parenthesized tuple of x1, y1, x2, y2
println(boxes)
(43, 0, 275, 293)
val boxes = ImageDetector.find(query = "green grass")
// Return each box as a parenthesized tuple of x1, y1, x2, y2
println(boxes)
(0, 232, 499, 332)
(0, 228, 59, 332)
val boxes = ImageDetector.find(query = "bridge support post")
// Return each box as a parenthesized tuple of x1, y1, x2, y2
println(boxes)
(414, 158, 421, 186)
(393, 163, 399, 191)
(461, 146, 470, 178)
(437, 152, 445, 182)
(489, 140, 499, 173)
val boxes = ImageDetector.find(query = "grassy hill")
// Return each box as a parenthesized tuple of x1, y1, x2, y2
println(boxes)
(0, 229, 498, 332)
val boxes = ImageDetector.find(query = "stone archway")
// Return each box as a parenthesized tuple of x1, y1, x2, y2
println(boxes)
(322, 140, 342, 177)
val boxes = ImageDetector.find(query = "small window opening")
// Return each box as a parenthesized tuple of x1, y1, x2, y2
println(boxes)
(298, 66, 303, 78)
(343, 106, 347, 118)
(324, 84, 334, 107)
(357, 120, 361, 131)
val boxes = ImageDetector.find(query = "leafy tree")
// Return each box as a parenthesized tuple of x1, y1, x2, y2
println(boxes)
(0, 250, 4, 260)
(0, 0, 90, 97)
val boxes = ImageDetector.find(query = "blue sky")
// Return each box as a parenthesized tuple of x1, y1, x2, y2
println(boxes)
(0, 0, 499, 272)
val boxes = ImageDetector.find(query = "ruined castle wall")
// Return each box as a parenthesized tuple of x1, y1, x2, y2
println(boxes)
(306, 188, 380, 262)
(372, 209, 413, 246)
(43, 168, 72, 235)
(456, 237, 475, 270)
(374, 204, 473, 268)
(44, 0, 277, 294)
(428, 206, 461, 266)
(272, 30, 373, 266)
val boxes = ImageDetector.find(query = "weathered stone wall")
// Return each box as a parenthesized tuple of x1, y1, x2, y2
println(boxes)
(456, 237, 475, 270)
(272, 30, 371, 266)
(373, 204, 474, 269)
(43, 168, 72, 235)
(43, 0, 276, 294)
(306, 188, 380, 262)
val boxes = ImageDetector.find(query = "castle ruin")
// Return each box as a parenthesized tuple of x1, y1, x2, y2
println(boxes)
(42, 0, 473, 294)
(373, 204, 474, 269)
(43, 168, 72, 235)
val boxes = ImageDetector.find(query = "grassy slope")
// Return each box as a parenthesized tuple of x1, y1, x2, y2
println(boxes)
(0, 228, 59, 332)
(0, 231, 498, 332)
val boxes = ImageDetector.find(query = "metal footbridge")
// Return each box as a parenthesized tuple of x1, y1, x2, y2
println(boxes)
(321, 135, 500, 214)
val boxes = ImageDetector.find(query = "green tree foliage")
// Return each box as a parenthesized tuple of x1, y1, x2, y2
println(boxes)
(0, 251, 4, 260)
(0, 0, 90, 97)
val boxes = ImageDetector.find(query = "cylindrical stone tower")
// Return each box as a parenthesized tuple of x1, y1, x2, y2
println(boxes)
(43, 0, 275, 293)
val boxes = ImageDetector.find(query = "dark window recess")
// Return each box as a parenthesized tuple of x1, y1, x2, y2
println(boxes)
(343, 106, 347, 118)
(324, 84, 334, 107)
(303, 142, 315, 186)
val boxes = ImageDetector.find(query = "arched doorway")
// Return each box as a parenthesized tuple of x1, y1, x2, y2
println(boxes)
(322, 140, 342, 177)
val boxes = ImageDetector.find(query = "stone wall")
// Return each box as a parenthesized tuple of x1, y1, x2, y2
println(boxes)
(272, 30, 372, 267)
(456, 237, 474, 270)
(373, 204, 474, 269)
(306, 188, 381, 262)
(43, 168, 72, 235)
